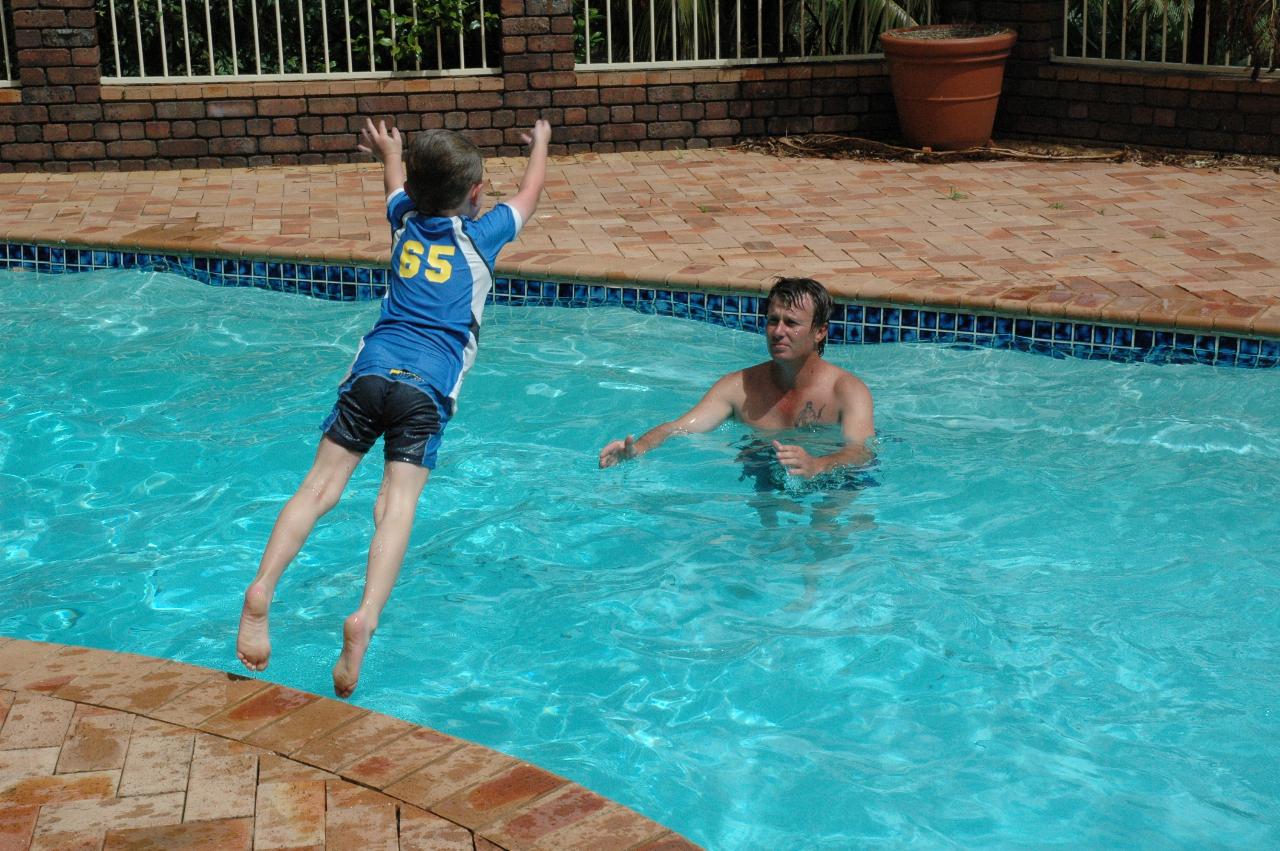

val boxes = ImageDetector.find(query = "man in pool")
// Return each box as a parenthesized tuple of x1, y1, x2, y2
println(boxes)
(236, 117, 552, 698)
(599, 277, 875, 477)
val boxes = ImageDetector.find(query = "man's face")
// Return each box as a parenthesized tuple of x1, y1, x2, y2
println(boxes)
(766, 295, 826, 362)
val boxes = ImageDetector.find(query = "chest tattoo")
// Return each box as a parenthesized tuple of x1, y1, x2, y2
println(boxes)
(795, 401, 826, 427)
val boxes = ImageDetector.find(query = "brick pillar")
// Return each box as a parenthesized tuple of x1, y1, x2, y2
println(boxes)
(937, 1, 979, 23)
(987, 1, 1058, 62)
(937, 1, 1057, 61)
(499, 0, 575, 155)
(6, 0, 104, 171)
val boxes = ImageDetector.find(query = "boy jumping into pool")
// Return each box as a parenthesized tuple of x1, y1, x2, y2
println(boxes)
(599, 277, 875, 477)
(237, 118, 552, 697)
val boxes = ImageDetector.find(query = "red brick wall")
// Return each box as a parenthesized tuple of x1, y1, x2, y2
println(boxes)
(79, 78, 510, 170)
(4, 0, 1276, 171)
(958, 0, 1280, 155)
(1, 0, 894, 171)
(0, 64, 894, 171)
(1001, 64, 1280, 155)
(494, 64, 893, 156)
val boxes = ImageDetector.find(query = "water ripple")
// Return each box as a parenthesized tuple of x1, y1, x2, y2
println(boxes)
(2, 272, 1278, 849)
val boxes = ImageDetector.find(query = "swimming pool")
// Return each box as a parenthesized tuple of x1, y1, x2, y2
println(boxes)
(3, 268, 1278, 848)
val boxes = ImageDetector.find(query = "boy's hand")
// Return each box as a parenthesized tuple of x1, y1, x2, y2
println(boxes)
(358, 118, 402, 164)
(519, 119, 552, 149)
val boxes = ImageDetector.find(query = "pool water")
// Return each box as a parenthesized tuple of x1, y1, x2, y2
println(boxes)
(2, 269, 1279, 849)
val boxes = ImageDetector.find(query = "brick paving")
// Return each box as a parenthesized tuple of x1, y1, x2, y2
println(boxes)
(0, 149, 1278, 336)
(0, 639, 694, 850)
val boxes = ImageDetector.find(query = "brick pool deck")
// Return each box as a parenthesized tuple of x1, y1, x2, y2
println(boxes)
(0, 639, 690, 850)
(1, 148, 1279, 335)
(2, 149, 1280, 849)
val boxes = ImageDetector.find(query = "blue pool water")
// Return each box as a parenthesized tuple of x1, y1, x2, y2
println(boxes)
(2, 269, 1279, 848)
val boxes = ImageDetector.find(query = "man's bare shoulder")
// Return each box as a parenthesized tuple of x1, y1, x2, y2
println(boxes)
(736, 361, 782, 393)
(811, 359, 872, 409)
(710, 365, 753, 399)
(818, 361, 874, 439)
(828, 361, 870, 391)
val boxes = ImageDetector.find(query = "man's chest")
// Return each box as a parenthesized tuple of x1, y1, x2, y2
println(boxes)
(739, 392, 837, 429)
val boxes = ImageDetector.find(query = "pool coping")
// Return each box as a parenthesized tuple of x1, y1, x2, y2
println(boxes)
(4, 222, 1279, 337)
(5, 239, 1279, 368)
(0, 637, 699, 850)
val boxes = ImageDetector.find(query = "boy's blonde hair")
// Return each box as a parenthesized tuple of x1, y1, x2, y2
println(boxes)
(404, 130, 484, 215)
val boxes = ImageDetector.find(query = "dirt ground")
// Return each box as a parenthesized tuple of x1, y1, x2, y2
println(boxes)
(735, 134, 1280, 172)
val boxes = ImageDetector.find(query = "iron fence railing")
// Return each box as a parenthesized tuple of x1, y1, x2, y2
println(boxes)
(0, 0, 17, 86)
(1060, 0, 1278, 74)
(97, 0, 500, 82)
(574, 0, 934, 68)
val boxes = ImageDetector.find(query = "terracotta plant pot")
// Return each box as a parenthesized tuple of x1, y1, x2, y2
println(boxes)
(880, 23, 1017, 151)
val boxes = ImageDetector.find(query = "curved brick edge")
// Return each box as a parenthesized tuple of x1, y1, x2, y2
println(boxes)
(0, 637, 700, 850)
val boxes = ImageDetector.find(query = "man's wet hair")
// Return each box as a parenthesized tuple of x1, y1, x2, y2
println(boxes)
(767, 277, 833, 354)
(403, 129, 484, 215)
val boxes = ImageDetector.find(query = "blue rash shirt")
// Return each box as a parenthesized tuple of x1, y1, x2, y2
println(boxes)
(346, 188, 523, 412)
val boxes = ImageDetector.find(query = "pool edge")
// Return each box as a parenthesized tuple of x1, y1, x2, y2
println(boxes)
(3, 239, 1277, 369)
(0, 636, 701, 850)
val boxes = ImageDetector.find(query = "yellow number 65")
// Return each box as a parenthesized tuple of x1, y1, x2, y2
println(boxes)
(398, 241, 455, 283)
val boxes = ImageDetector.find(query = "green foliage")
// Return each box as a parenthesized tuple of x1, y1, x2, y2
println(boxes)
(571, 0, 932, 64)
(574, 5, 606, 61)
(1065, 0, 1276, 74)
(820, 0, 931, 54)
(1224, 0, 1279, 79)
(96, 0, 499, 78)
(375, 0, 499, 65)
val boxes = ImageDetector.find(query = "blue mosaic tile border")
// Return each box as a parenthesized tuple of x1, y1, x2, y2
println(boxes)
(3, 242, 1277, 369)
(0, 243, 392, 301)
(491, 280, 1280, 368)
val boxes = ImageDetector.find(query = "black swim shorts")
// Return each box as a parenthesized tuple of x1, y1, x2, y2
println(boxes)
(320, 373, 449, 468)
(734, 435, 878, 494)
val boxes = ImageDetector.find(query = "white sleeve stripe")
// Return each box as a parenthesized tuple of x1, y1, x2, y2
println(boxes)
(502, 203, 524, 238)
(388, 188, 406, 205)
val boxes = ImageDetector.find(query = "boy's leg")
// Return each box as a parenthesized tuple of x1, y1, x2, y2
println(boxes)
(332, 459, 430, 697)
(237, 435, 364, 671)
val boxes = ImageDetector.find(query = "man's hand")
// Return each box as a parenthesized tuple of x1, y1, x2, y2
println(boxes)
(599, 435, 638, 469)
(772, 440, 826, 479)
(358, 118, 402, 164)
(520, 119, 552, 149)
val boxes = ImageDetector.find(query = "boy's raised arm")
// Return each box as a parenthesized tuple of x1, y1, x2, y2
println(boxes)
(505, 120, 552, 225)
(357, 118, 406, 198)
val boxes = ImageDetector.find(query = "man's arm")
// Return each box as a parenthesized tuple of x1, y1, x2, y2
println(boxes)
(504, 120, 551, 225)
(357, 118, 405, 197)
(772, 374, 875, 478)
(599, 374, 738, 469)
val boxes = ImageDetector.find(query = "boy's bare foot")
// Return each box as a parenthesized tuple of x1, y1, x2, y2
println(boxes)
(332, 612, 375, 699)
(235, 584, 272, 672)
